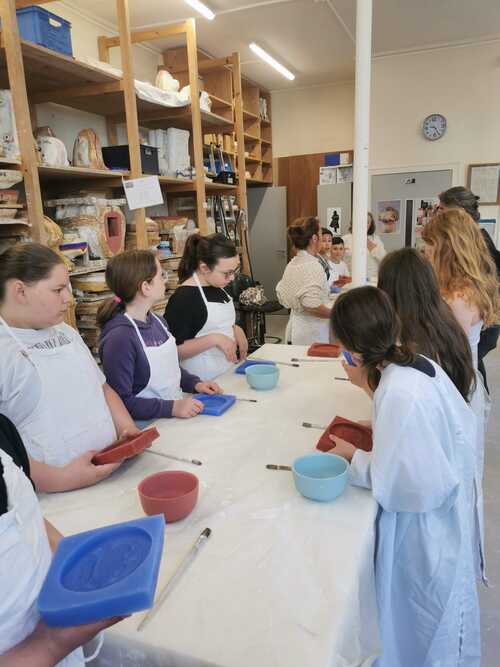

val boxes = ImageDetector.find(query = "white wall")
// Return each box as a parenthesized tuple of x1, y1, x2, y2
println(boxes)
(271, 81, 354, 158)
(272, 39, 500, 183)
(34, 2, 162, 154)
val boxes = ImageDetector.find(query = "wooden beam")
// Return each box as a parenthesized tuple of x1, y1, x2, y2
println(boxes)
(116, 0, 147, 249)
(31, 81, 123, 105)
(102, 21, 188, 49)
(230, 52, 250, 275)
(0, 0, 46, 244)
(15, 0, 53, 6)
(185, 18, 207, 234)
(98, 35, 110, 63)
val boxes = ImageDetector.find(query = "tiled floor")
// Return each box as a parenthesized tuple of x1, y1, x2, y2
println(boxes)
(265, 313, 500, 665)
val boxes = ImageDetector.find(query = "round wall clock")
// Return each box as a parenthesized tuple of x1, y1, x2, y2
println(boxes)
(422, 114, 447, 141)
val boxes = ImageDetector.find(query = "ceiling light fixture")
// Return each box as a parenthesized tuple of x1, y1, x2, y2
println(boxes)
(184, 0, 215, 21)
(249, 42, 295, 80)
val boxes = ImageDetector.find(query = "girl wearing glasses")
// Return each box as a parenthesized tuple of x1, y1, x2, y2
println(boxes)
(98, 249, 222, 422)
(165, 233, 248, 381)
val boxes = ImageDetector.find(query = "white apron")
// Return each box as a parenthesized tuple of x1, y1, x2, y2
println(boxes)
(286, 311, 331, 345)
(181, 272, 236, 381)
(125, 313, 183, 401)
(468, 320, 490, 583)
(0, 317, 116, 467)
(0, 449, 84, 665)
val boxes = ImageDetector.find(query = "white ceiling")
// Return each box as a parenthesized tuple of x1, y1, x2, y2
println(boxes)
(62, 0, 500, 90)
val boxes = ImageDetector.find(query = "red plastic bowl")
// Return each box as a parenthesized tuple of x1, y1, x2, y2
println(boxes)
(317, 416, 373, 452)
(307, 343, 341, 358)
(138, 471, 199, 523)
(92, 427, 160, 465)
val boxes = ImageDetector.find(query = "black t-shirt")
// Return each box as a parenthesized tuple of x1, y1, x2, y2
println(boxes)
(0, 415, 31, 516)
(165, 285, 231, 345)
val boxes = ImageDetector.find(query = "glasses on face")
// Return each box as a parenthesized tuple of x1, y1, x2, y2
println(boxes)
(213, 266, 241, 280)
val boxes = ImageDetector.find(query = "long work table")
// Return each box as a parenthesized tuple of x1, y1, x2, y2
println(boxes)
(40, 344, 380, 667)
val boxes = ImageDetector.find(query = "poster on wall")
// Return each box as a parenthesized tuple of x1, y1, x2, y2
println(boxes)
(327, 207, 342, 235)
(376, 200, 401, 234)
(415, 197, 439, 239)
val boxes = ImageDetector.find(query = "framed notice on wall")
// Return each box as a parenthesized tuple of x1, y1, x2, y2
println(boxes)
(468, 163, 500, 205)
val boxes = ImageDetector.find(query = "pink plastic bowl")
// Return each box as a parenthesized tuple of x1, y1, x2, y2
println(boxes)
(138, 471, 199, 523)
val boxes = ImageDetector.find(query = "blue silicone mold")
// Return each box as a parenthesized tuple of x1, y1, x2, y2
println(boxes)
(37, 516, 164, 627)
(196, 393, 236, 416)
(235, 359, 276, 374)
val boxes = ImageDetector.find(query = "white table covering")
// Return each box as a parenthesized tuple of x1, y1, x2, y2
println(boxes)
(40, 345, 380, 667)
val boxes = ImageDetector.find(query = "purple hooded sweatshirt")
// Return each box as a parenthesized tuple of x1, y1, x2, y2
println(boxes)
(99, 313, 201, 420)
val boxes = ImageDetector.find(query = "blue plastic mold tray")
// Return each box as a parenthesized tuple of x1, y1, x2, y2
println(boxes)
(37, 515, 164, 627)
(196, 393, 236, 416)
(235, 359, 276, 375)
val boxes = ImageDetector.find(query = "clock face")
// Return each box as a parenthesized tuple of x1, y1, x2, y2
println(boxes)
(423, 114, 447, 141)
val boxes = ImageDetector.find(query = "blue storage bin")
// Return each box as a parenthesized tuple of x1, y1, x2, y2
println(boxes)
(325, 152, 340, 166)
(16, 6, 73, 57)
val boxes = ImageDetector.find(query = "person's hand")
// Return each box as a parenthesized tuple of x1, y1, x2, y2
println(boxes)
(61, 450, 121, 491)
(212, 333, 238, 363)
(116, 425, 141, 441)
(367, 239, 376, 253)
(172, 397, 204, 419)
(328, 435, 356, 462)
(28, 617, 127, 665)
(357, 419, 372, 429)
(195, 381, 223, 395)
(233, 325, 248, 361)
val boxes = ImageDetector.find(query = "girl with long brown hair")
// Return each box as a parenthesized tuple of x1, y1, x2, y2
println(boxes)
(98, 249, 222, 421)
(329, 286, 479, 666)
(422, 207, 498, 583)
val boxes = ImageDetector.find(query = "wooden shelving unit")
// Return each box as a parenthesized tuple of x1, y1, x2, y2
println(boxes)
(241, 78, 273, 187)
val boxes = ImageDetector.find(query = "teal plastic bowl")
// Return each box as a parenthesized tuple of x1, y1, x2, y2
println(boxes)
(292, 453, 348, 502)
(245, 363, 280, 390)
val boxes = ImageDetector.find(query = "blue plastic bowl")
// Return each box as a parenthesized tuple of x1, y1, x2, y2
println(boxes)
(292, 453, 348, 502)
(245, 363, 280, 390)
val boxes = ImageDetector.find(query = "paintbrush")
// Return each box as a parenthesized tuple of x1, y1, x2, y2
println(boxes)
(250, 357, 300, 368)
(266, 464, 292, 471)
(302, 421, 327, 430)
(144, 450, 202, 466)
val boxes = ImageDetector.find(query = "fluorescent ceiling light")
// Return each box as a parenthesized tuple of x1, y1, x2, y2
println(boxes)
(185, 0, 215, 20)
(249, 42, 295, 81)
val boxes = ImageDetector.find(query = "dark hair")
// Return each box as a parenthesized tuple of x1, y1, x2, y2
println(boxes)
(97, 249, 158, 327)
(439, 186, 480, 222)
(178, 233, 237, 282)
(349, 212, 375, 236)
(331, 286, 417, 392)
(332, 237, 344, 247)
(0, 242, 64, 302)
(288, 217, 320, 250)
(321, 227, 333, 237)
(378, 248, 475, 401)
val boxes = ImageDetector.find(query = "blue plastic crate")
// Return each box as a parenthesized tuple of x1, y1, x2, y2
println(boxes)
(325, 152, 340, 167)
(17, 6, 73, 57)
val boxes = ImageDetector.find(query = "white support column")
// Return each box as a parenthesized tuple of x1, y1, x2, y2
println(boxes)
(351, 0, 373, 286)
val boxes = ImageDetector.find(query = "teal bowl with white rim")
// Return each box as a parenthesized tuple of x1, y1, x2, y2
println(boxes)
(292, 453, 348, 502)
(245, 363, 280, 390)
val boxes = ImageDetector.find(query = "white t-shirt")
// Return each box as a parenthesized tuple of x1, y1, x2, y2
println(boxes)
(328, 259, 349, 282)
(0, 322, 105, 427)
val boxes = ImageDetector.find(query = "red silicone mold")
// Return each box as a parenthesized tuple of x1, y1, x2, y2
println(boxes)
(307, 343, 341, 358)
(92, 427, 160, 465)
(316, 416, 373, 452)
(138, 471, 199, 523)
(334, 276, 352, 288)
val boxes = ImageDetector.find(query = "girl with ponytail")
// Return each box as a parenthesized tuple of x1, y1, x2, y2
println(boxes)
(327, 285, 479, 666)
(165, 233, 248, 380)
(98, 249, 222, 421)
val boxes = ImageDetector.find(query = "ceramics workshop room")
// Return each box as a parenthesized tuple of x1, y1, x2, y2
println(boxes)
(2, 0, 500, 665)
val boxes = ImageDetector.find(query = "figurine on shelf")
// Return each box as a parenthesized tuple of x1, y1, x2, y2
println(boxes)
(72, 129, 107, 170)
(0, 90, 20, 161)
(42, 215, 74, 271)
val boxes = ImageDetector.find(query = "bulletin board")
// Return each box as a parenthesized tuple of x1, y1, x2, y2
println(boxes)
(467, 163, 500, 205)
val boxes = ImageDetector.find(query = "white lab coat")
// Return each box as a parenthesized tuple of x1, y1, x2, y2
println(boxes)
(350, 359, 480, 667)
(342, 233, 386, 280)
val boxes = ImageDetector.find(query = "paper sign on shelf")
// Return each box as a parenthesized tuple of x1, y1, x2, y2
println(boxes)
(123, 176, 164, 210)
